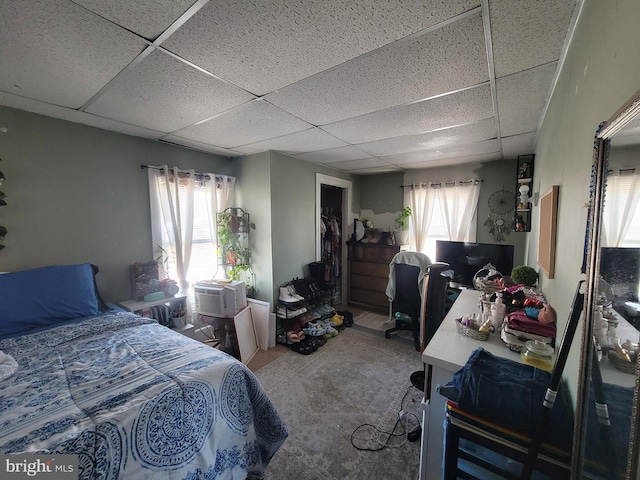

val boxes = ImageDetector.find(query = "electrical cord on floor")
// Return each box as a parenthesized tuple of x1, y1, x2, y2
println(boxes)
(338, 384, 422, 451)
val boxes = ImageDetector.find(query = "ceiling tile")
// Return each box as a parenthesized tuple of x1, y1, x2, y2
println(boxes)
(174, 100, 312, 148)
(0, 0, 145, 108)
(398, 152, 502, 169)
(162, 0, 479, 95)
(295, 146, 372, 164)
(490, 0, 576, 78)
(232, 127, 349, 155)
(497, 62, 557, 137)
(320, 157, 392, 171)
(86, 49, 255, 132)
(322, 84, 493, 145)
(0, 91, 166, 139)
(357, 118, 496, 156)
(72, 0, 197, 40)
(381, 138, 501, 165)
(501, 132, 536, 159)
(160, 135, 242, 157)
(266, 12, 487, 125)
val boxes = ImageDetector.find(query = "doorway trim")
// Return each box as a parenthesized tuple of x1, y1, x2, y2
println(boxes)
(315, 173, 352, 301)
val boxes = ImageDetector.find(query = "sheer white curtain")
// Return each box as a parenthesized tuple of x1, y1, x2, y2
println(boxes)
(408, 184, 437, 253)
(148, 166, 235, 295)
(408, 180, 481, 259)
(440, 180, 481, 241)
(602, 172, 640, 247)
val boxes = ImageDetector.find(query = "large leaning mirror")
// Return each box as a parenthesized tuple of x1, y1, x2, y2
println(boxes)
(576, 89, 640, 479)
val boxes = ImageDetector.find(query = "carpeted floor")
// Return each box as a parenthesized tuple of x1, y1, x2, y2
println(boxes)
(352, 311, 416, 342)
(254, 326, 425, 480)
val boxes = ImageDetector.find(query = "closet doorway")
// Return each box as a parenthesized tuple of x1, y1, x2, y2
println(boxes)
(315, 174, 352, 305)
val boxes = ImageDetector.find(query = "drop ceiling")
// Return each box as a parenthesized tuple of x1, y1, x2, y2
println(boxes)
(0, 0, 579, 174)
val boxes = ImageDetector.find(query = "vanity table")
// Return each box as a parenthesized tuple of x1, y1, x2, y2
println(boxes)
(418, 288, 522, 480)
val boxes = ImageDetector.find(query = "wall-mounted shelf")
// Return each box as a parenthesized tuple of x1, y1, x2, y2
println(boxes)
(514, 155, 534, 232)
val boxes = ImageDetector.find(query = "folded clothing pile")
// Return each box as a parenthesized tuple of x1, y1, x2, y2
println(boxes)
(501, 306, 556, 352)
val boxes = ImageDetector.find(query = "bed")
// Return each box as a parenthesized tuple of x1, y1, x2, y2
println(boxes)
(0, 263, 287, 479)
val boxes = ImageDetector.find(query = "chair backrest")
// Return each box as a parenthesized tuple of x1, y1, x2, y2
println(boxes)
(392, 263, 422, 322)
(423, 262, 454, 347)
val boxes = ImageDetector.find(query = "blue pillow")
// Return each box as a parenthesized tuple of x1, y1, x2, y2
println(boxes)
(0, 263, 99, 337)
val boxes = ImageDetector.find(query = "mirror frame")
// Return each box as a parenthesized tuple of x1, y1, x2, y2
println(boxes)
(575, 88, 640, 479)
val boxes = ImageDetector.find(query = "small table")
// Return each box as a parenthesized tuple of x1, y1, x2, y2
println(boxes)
(418, 288, 522, 480)
(118, 294, 191, 331)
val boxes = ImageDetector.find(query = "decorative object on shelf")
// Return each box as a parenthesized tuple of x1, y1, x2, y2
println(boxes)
(510, 265, 539, 287)
(484, 189, 515, 242)
(394, 206, 411, 245)
(217, 207, 255, 287)
(130, 261, 162, 301)
(472, 263, 504, 294)
(514, 154, 535, 232)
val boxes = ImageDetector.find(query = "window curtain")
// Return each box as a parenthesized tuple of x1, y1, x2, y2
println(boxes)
(440, 180, 481, 241)
(148, 166, 235, 299)
(409, 185, 437, 253)
(408, 179, 481, 251)
(601, 172, 640, 247)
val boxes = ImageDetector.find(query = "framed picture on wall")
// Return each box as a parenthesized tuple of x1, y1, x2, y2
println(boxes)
(538, 185, 559, 278)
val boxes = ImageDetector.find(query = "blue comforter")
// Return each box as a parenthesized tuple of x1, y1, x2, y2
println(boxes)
(0, 312, 287, 479)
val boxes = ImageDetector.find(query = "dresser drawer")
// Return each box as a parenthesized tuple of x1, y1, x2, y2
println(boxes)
(350, 273, 389, 292)
(350, 260, 389, 278)
(348, 244, 399, 263)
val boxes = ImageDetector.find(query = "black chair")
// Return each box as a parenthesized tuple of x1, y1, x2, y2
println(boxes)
(384, 251, 451, 351)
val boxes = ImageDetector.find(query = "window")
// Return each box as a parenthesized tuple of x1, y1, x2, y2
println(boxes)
(148, 167, 235, 295)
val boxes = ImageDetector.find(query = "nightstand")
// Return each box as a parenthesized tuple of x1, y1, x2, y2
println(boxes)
(118, 294, 189, 329)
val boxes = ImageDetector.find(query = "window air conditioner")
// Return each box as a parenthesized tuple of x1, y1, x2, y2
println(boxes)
(194, 280, 247, 318)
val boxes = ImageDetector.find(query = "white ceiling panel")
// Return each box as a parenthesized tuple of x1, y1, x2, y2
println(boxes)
(0, 0, 145, 109)
(72, 0, 197, 40)
(399, 152, 501, 169)
(501, 132, 536, 159)
(490, 0, 576, 78)
(159, 135, 242, 157)
(0, 0, 579, 174)
(0, 91, 166, 139)
(162, 0, 479, 95)
(322, 85, 494, 145)
(497, 62, 557, 137)
(381, 139, 501, 165)
(174, 99, 312, 148)
(266, 12, 487, 125)
(86, 49, 255, 132)
(295, 146, 372, 164)
(356, 118, 497, 157)
(231, 127, 349, 155)
(320, 157, 392, 171)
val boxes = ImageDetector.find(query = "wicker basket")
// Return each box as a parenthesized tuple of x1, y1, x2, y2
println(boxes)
(455, 317, 489, 341)
(608, 350, 638, 375)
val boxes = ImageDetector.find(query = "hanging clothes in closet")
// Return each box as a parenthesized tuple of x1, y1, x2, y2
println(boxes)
(320, 209, 341, 288)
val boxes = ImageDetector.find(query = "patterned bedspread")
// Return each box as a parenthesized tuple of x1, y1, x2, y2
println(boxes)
(0, 312, 287, 479)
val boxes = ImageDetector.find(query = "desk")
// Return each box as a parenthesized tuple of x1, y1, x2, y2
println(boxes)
(418, 289, 522, 480)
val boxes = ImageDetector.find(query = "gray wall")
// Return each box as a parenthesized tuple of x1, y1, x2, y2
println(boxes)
(0, 106, 231, 303)
(532, 0, 640, 394)
(359, 160, 527, 267)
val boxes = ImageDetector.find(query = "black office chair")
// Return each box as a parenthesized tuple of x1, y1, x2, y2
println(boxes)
(384, 251, 429, 350)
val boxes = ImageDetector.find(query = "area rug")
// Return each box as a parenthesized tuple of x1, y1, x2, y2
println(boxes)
(254, 327, 425, 480)
(353, 311, 415, 342)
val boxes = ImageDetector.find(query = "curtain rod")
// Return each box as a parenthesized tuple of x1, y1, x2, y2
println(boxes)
(399, 178, 483, 188)
(140, 164, 213, 180)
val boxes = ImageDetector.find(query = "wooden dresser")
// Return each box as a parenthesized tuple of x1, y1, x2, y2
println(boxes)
(347, 243, 400, 311)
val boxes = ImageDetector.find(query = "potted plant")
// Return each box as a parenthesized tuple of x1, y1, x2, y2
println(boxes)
(217, 208, 255, 284)
(394, 206, 412, 245)
(510, 265, 538, 287)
